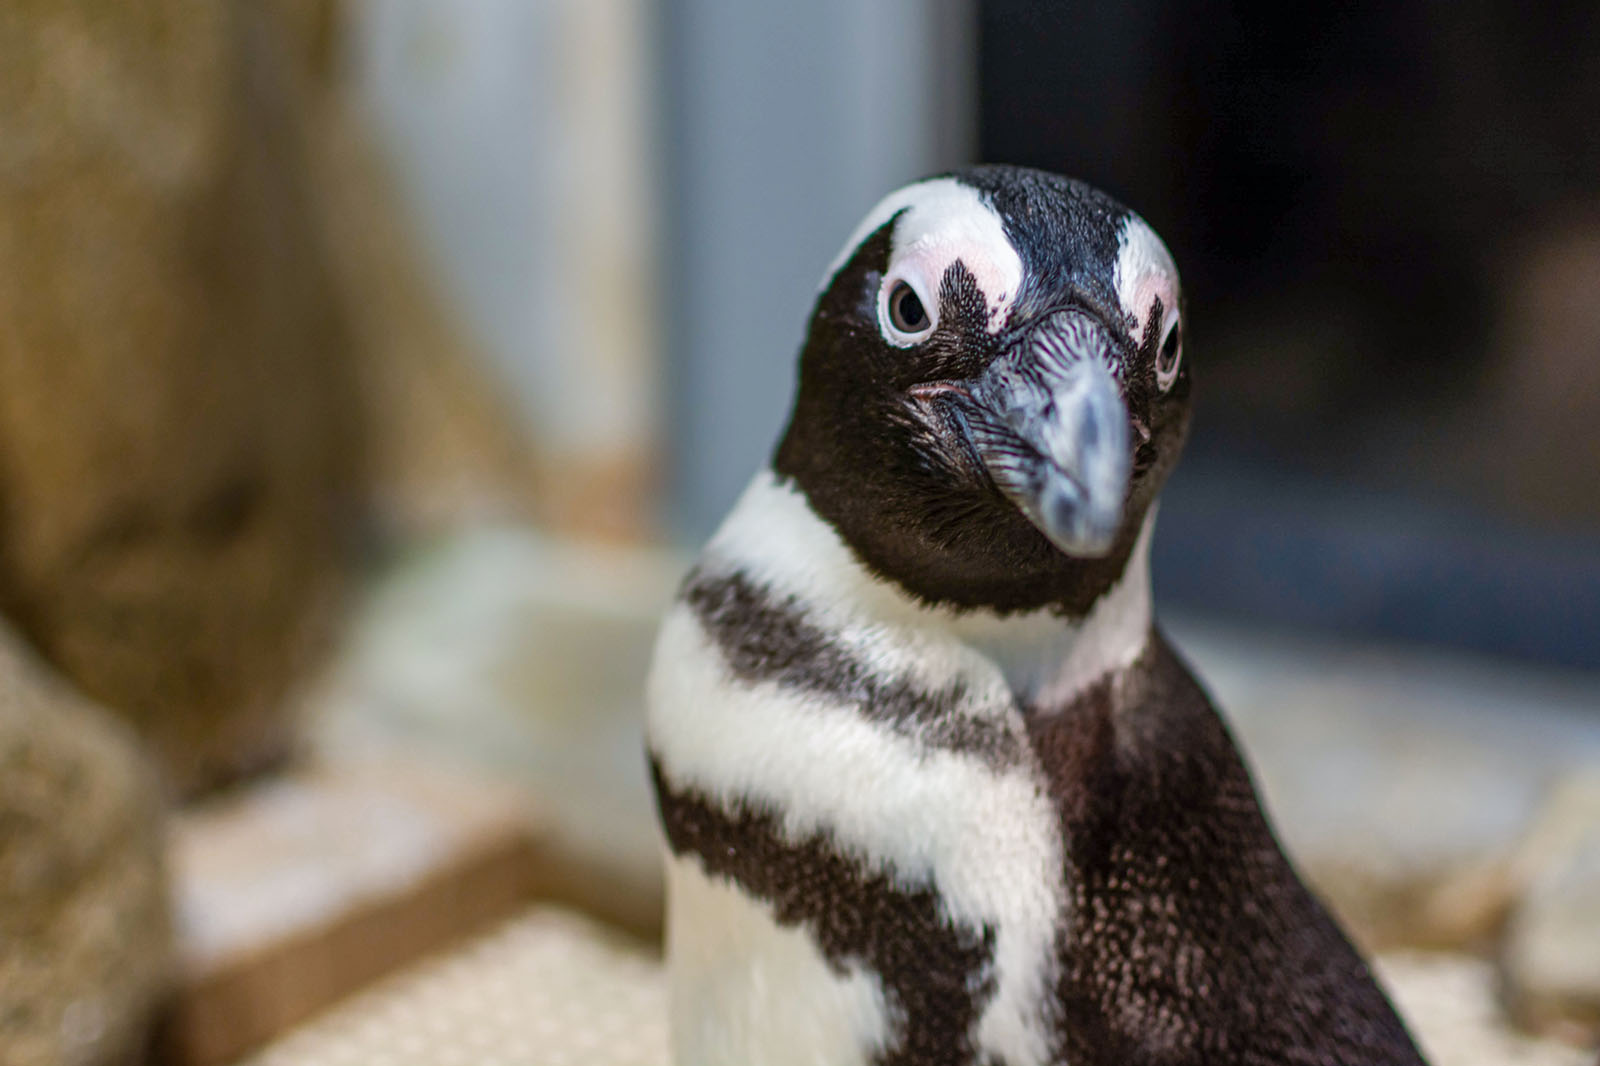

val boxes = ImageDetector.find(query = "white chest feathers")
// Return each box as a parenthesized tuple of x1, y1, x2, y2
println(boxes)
(647, 471, 1155, 1066)
(664, 855, 892, 1066)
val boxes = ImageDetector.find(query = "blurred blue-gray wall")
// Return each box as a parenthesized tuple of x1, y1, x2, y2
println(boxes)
(659, 0, 975, 538)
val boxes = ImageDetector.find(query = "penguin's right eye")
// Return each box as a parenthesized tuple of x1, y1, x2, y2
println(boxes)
(889, 283, 928, 333)
(882, 279, 937, 346)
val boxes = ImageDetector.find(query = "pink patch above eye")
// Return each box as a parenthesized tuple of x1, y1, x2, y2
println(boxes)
(1126, 271, 1178, 340)
(891, 234, 1020, 333)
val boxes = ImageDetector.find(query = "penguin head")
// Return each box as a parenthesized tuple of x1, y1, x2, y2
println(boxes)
(773, 165, 1191, 614)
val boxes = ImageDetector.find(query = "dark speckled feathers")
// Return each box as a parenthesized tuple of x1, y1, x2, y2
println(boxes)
(1034, 634, 1423, 1064)
(954, 166, 1132, 337)
(653, 762, 998, 1066)
(681, 567, 1024, 768)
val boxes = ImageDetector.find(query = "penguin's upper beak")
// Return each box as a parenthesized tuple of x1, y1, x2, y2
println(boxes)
(939, 310, 1132, 557)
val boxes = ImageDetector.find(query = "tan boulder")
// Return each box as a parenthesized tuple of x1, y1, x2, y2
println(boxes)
(0, 0, 364, 794)
(0, 620, 172, 1066)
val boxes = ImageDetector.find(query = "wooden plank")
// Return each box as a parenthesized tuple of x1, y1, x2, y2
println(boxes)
(162, 758, 546, 1066)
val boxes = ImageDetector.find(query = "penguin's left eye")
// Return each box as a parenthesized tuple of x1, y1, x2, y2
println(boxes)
(1156, 313, 1182, 390)
(880, 278, 937, 345)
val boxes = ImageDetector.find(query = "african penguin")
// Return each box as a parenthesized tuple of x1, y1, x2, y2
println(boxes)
(647, 165, 1428, 1066)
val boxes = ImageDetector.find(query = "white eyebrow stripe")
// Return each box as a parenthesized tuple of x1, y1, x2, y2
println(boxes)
(822, 178, 1024, 333)
(1112, 215, 1180, 338)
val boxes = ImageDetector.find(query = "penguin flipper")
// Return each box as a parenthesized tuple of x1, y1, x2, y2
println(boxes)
(1028, 631, 1430, 1065)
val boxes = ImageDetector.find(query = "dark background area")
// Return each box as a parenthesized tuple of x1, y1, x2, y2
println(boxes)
(980, 1, 1600, 669)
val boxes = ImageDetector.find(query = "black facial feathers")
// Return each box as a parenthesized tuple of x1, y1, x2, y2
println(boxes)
(951, 166, 1133, 341)
(773, 165, 1192, 615)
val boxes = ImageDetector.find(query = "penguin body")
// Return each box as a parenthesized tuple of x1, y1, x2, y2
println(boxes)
(648, 166, 1426, 1065)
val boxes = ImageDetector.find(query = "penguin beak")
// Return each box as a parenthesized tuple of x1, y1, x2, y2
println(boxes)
(952, 311, 1131, 557)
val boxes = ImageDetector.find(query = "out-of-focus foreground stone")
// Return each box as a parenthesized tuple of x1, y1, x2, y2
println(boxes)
(0, 0, 365, 795)
(0, 620, 172, 1066)
(1502, 772, 1600, 1045)
(1376, 952, 1595, 1066)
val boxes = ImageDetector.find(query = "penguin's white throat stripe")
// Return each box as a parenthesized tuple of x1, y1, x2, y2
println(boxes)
(702, 471, 1156, 708)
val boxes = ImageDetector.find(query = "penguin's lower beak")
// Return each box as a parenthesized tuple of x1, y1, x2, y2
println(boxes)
(948, 311, 1132, 557)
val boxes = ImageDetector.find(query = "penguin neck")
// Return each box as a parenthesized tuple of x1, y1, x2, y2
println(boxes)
(704, 469, 1156, 708)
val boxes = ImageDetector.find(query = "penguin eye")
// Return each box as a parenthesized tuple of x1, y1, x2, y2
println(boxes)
(882, 279, 935, 344)
(1156, 315, 1182, 390)
(889, 282, 929, 332)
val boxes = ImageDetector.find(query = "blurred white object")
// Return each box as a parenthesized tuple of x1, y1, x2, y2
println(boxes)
(1502, 771, 1600, 1042)
(310, 527, 681, 926)
(349, 0, 658, 514)
(1376, 952, 1594, 1066)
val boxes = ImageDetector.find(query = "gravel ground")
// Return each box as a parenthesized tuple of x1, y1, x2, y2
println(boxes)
(240, 904, 1595, 1066)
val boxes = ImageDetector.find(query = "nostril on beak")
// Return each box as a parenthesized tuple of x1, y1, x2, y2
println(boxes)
(1079, 402, 1102, 451)
(1045, 481, 1085, 531)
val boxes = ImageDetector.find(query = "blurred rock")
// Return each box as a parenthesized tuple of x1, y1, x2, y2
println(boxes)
(1502, 771, 1600, 1045)
(0, 0, 365, 794)
(0, 619, 172, 1066)
(1377, 952, 1595, 1066)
